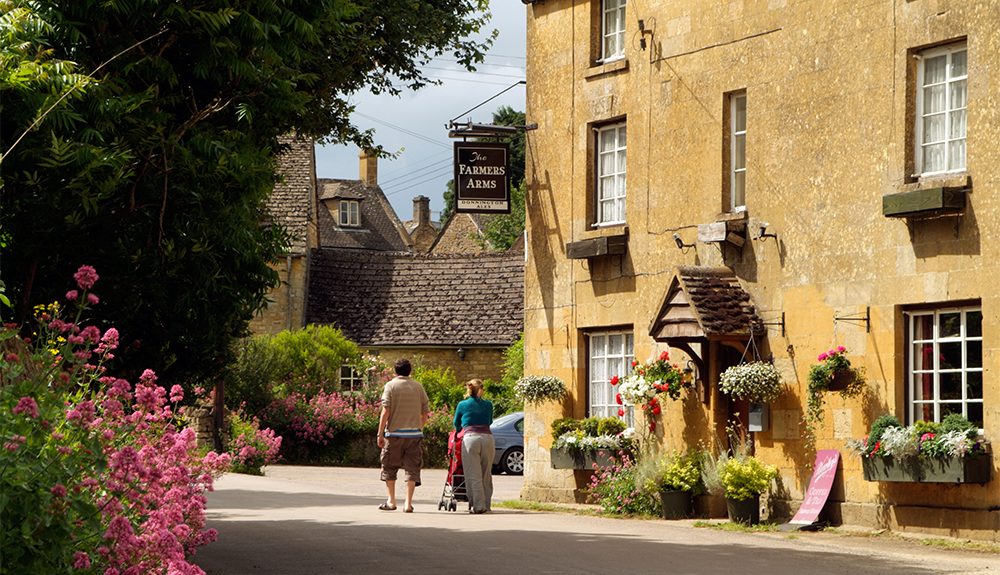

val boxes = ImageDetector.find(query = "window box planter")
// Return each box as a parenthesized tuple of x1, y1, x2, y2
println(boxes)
(550, 448, 617, 470)
(861, 454, 991, 484)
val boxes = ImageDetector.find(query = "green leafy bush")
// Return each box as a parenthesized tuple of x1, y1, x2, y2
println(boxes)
(422, 409, 456, 468)
(224, 336, 283, 415)
(635, 450, 704, 494)
(501, 332, 524, 388)
(484, 378, 521, 417)
(718, 457, 778, 501)
(414, 365, 465, 411)
(597, 417, 626, 436)
(580, 416, 601, 437)
(551, 417, 582, 439)
(270, 325, 359, 399)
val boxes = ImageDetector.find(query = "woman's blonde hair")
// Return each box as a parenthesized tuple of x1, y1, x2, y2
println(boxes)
(465, 379, 484, 398)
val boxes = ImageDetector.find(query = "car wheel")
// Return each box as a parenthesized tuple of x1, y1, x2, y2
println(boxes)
(500, 447, 524, 475)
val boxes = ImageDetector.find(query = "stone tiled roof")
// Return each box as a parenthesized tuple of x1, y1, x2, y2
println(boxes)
(265, 135, 315, 256)
(430, 213, 493, 253)
(316, 179, 411, 251)
(649, 266, 763, 341)
(306, 248, 524, 347)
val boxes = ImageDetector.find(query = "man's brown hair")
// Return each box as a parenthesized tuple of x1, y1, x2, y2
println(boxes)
(394, 358, 412, 376)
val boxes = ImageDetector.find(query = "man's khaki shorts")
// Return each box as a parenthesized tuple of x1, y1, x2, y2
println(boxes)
(380, 436, 423, 486)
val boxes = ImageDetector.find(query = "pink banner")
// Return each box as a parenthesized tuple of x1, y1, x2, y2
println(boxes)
(790, 449, 840, 525)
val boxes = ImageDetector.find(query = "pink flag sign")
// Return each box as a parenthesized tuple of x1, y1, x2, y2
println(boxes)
(790, 449, 840, 525)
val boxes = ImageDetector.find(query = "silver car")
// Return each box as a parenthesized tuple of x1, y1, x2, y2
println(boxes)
(490, 411, 524, 475)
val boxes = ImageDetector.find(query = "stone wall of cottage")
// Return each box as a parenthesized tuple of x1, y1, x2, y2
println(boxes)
(522, 0, 999, 540)
(249, 255, 309, 336)
(370, 347, 506, 388)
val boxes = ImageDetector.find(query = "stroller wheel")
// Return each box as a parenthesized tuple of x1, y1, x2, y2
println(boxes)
(449, 501, 457, 512)
(438, 500, 445, 511)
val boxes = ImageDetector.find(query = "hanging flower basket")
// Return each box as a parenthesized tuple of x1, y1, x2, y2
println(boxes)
(826, 370, 853, 392)
(719, 361, 784, 404)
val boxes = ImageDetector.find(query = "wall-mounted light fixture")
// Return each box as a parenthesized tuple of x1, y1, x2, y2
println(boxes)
(682, 360, 698, 385)
(756, 222, 777, 241)
(457, 347, 466, 361)
(673, 233, 695, 249)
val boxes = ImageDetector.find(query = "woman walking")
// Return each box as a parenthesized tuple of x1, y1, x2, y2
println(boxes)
(453, 379, 494, 514)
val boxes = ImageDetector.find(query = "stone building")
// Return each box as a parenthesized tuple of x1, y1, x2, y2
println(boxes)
(252, 140, 524, 384)
(521, 0, 998, 539)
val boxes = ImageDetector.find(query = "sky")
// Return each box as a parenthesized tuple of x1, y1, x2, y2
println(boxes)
(315, 2, 528, 223)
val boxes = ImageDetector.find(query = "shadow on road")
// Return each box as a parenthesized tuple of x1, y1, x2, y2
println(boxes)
(195, 491, 951, 575)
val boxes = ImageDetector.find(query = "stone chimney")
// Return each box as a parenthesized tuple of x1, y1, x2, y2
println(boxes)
(413, 196, 431, 227)
(409, 195, 437, 252)
(359, 150, 377, 186)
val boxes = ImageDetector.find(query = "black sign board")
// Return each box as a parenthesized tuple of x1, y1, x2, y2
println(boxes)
(454, 142, 510, 214)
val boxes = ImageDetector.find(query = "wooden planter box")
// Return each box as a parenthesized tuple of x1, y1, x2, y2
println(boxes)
(861, 454, 991, 484)
(550, 448, 617, 470)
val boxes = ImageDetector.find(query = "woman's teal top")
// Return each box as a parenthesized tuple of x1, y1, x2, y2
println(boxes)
(453, 397, 494, 431)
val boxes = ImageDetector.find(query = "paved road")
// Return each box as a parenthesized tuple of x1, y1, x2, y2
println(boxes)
(194, 466, 999, 575)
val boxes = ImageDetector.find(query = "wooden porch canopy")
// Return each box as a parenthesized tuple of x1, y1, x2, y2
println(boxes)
(648, 266, 764, 384)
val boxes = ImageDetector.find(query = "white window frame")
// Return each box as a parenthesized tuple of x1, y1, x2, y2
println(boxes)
(339, 200, 360, 227)
(907, 306, 983, 430)
(340, 365, 365, 391)
(601, 0, 626, 62)
(596, 122, 627, 225)
(914, 43, 967, 177)
(588, 330, 634, 425)
(730, 92, 747, 211)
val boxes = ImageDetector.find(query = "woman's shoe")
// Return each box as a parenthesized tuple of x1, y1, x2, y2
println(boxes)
(378, 502, 397, 511)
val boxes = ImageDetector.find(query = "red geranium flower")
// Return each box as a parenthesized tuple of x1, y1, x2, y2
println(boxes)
(615, 393, 622, 405)
(618, 408, 625, 417)
(652, 404, 661, 415)
(649, 421, 656, 431)
(658, 350, 670, 361)
(610, 375, 619, 386)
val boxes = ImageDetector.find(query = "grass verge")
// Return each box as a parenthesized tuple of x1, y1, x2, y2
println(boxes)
(693, 520, 780, 533)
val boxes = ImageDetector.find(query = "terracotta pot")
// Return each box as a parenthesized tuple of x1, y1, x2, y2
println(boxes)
(659, 490, 693, 519)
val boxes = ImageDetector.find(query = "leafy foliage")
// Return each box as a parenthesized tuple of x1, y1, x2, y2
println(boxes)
(269, 325, 359, 399)
(634, 450, 704, 495)
(414, 364, 465, 411)
(718, 457, 778, 501)
(1, 0, 495, 385)
(586, 454, 661, 517)
(227, 407, 282, 475)
(803, 346, 866, 456)
(0, 267, 230, 574)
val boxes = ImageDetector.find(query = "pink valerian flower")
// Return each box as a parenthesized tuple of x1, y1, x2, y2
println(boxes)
(80, 325, 101, 343)
(57, 446, 73, 455)
(12, 396, 40, 418)
(73, 265, 99, 289)
(73, 551, 91, 569)
(140, 369, 157, 386)
(87, 293, 99, 305)
(74, 349, 92, 361)
(4, 353, 18, 362)
(169, 385, 184, 403)
(51, 484, 68, 498)
(66, 290, 79, 301)
(4, 442, 20, 451)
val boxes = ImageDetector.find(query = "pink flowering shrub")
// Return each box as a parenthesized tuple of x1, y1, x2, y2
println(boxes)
(227, 407, 282, 475)
(0, 267, 230, 574)
(586, 454, 660, 517)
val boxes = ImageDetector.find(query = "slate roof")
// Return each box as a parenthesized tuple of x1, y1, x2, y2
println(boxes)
(265, 135, 315, 256)
(306, 248, 524, 347)
(316, 179, 411, 251)
(649, 266, 764, 341)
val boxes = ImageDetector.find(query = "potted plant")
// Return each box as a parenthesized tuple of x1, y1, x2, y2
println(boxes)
(549, 417, 635, 469)
(848, 413, 990, 483)
(514, 375, 567, 405)
(616, 350, 687, 432)
(716, 456, 778, 524)
(803, 347, 866, 454)
(635, 450, 704, 519)
(719, 361, 783, 432)
(701, 430, 777, 525)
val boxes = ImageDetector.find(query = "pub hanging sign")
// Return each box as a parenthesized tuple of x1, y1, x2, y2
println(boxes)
(454, 141, 510, 214)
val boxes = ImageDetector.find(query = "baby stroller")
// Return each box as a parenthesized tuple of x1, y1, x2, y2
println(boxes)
(438, 429, 468, 512)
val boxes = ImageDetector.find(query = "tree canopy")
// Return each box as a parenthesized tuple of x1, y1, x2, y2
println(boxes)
(0, 0, 494, 383)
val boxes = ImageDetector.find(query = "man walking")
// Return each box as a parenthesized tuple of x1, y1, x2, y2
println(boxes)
(377, 358, 430, 513)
